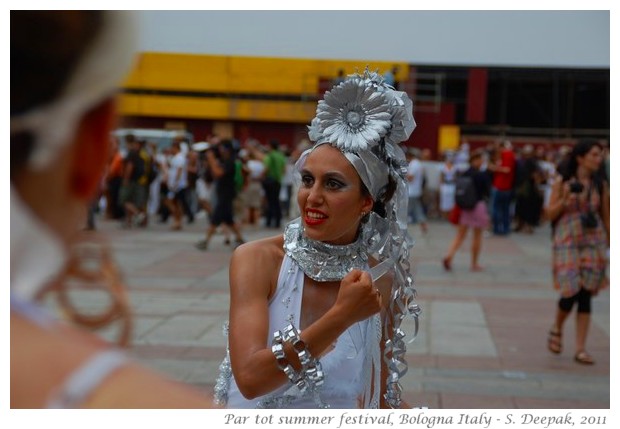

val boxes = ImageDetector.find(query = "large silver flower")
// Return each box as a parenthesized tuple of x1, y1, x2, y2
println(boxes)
(313, 74, 392, 151)
(309, 69, 415, 152)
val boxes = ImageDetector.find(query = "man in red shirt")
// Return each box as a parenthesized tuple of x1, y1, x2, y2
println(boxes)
(489, 141, 516, 235)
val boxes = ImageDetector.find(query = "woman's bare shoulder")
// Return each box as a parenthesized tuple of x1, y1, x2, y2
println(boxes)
(229, 235, 286, 300)
(233, 235, 284, 260)
(230, 235, 285, 282)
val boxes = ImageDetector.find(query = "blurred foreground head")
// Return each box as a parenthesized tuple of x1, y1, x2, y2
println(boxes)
(11, 11, 137, 299)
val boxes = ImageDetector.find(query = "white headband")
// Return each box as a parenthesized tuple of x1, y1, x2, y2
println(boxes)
(10, 11, 138, 170)
(295, 143, 389, 201)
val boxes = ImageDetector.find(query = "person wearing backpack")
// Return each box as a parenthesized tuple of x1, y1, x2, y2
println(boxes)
(442, 149, 491, 272)
(454, 167, 479, 211)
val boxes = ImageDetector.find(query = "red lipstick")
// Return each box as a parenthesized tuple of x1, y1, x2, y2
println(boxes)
(304, 208, 328, 226)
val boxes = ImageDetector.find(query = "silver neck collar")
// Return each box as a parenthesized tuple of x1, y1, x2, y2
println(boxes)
(283, 215, 391, 282)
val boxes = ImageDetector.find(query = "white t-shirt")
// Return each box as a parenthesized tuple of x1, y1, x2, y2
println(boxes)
(539, 160, 556, 182)
(440, 163, 457, 184)
(246, 159, 265, 180)
(407, 159, 424, 198)
(167, 152, 188, 190)
(282, 162, 294, 186)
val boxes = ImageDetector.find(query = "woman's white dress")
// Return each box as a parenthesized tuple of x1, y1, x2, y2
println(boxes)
(439, 164, 457, 212)
(224, 254, 377, 408)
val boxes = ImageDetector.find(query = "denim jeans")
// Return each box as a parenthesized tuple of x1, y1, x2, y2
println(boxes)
(263, 177, 282, 228)
(492, 189, 512, 235)
(408, 196, 427, 224)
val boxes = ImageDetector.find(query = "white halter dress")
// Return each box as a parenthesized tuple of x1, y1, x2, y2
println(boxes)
(223, 254, 380, 408)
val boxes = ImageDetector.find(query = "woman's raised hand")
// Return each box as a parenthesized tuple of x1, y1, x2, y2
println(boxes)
(333, 269, 382, 324)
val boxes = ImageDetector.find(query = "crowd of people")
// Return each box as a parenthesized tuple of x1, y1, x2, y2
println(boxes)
(406, 138, 610, 364)
(98, 96, 611, 269)
(402, 139, 610, 273)
(409, 141, 608, 229)
(97, 132, 314, 251)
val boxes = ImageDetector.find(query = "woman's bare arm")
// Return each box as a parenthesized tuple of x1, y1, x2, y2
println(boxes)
(544, 177, 574, 222)
(10, 313, 215, 409)
(601, 181, 610, 244)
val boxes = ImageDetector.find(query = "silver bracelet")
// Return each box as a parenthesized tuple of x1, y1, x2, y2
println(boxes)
(271, 330, 306, 391)
(283, 324, 325, 388)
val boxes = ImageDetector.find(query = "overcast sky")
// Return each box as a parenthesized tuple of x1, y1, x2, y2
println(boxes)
(136, 10, 610, 68)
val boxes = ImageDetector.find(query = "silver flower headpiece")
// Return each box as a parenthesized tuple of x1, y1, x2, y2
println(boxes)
(308, 68, 415, 151)
(306, 68, 416, 200)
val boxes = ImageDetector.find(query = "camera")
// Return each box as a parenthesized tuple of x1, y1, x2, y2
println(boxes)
(569, 182, 584, 194)
(580, 211, 598, 229)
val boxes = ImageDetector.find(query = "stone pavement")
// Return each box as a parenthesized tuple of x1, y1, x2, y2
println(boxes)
(58, 214, 610, 409)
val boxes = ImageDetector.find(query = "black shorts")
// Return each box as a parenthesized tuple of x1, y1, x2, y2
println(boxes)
(210, 200, 235, 226)
(168, 187, 187, 203)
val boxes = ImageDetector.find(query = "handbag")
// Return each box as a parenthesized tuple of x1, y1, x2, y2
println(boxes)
(448, 205, 461, 225)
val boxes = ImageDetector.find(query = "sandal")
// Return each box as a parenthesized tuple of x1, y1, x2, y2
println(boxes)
(547, 329, 562, 354)
(574, 350, 595, 365)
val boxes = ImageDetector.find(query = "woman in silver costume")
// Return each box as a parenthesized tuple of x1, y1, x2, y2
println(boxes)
(215, 69, 420, 409)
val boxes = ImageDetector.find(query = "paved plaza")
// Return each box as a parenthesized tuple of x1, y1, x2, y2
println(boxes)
(53, 214, 610, 409)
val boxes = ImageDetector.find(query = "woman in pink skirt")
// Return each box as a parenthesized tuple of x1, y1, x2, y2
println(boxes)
(442, 149, 491, 272)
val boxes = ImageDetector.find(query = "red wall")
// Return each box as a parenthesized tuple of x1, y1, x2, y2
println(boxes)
(405, 102, 456, 159)
(466, 68, 488, 124)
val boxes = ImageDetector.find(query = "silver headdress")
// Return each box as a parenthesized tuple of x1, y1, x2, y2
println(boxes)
(302, 68, 421, 408)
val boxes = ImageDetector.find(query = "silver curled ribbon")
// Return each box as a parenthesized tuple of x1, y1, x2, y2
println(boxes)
(379, 173, 421, 408)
